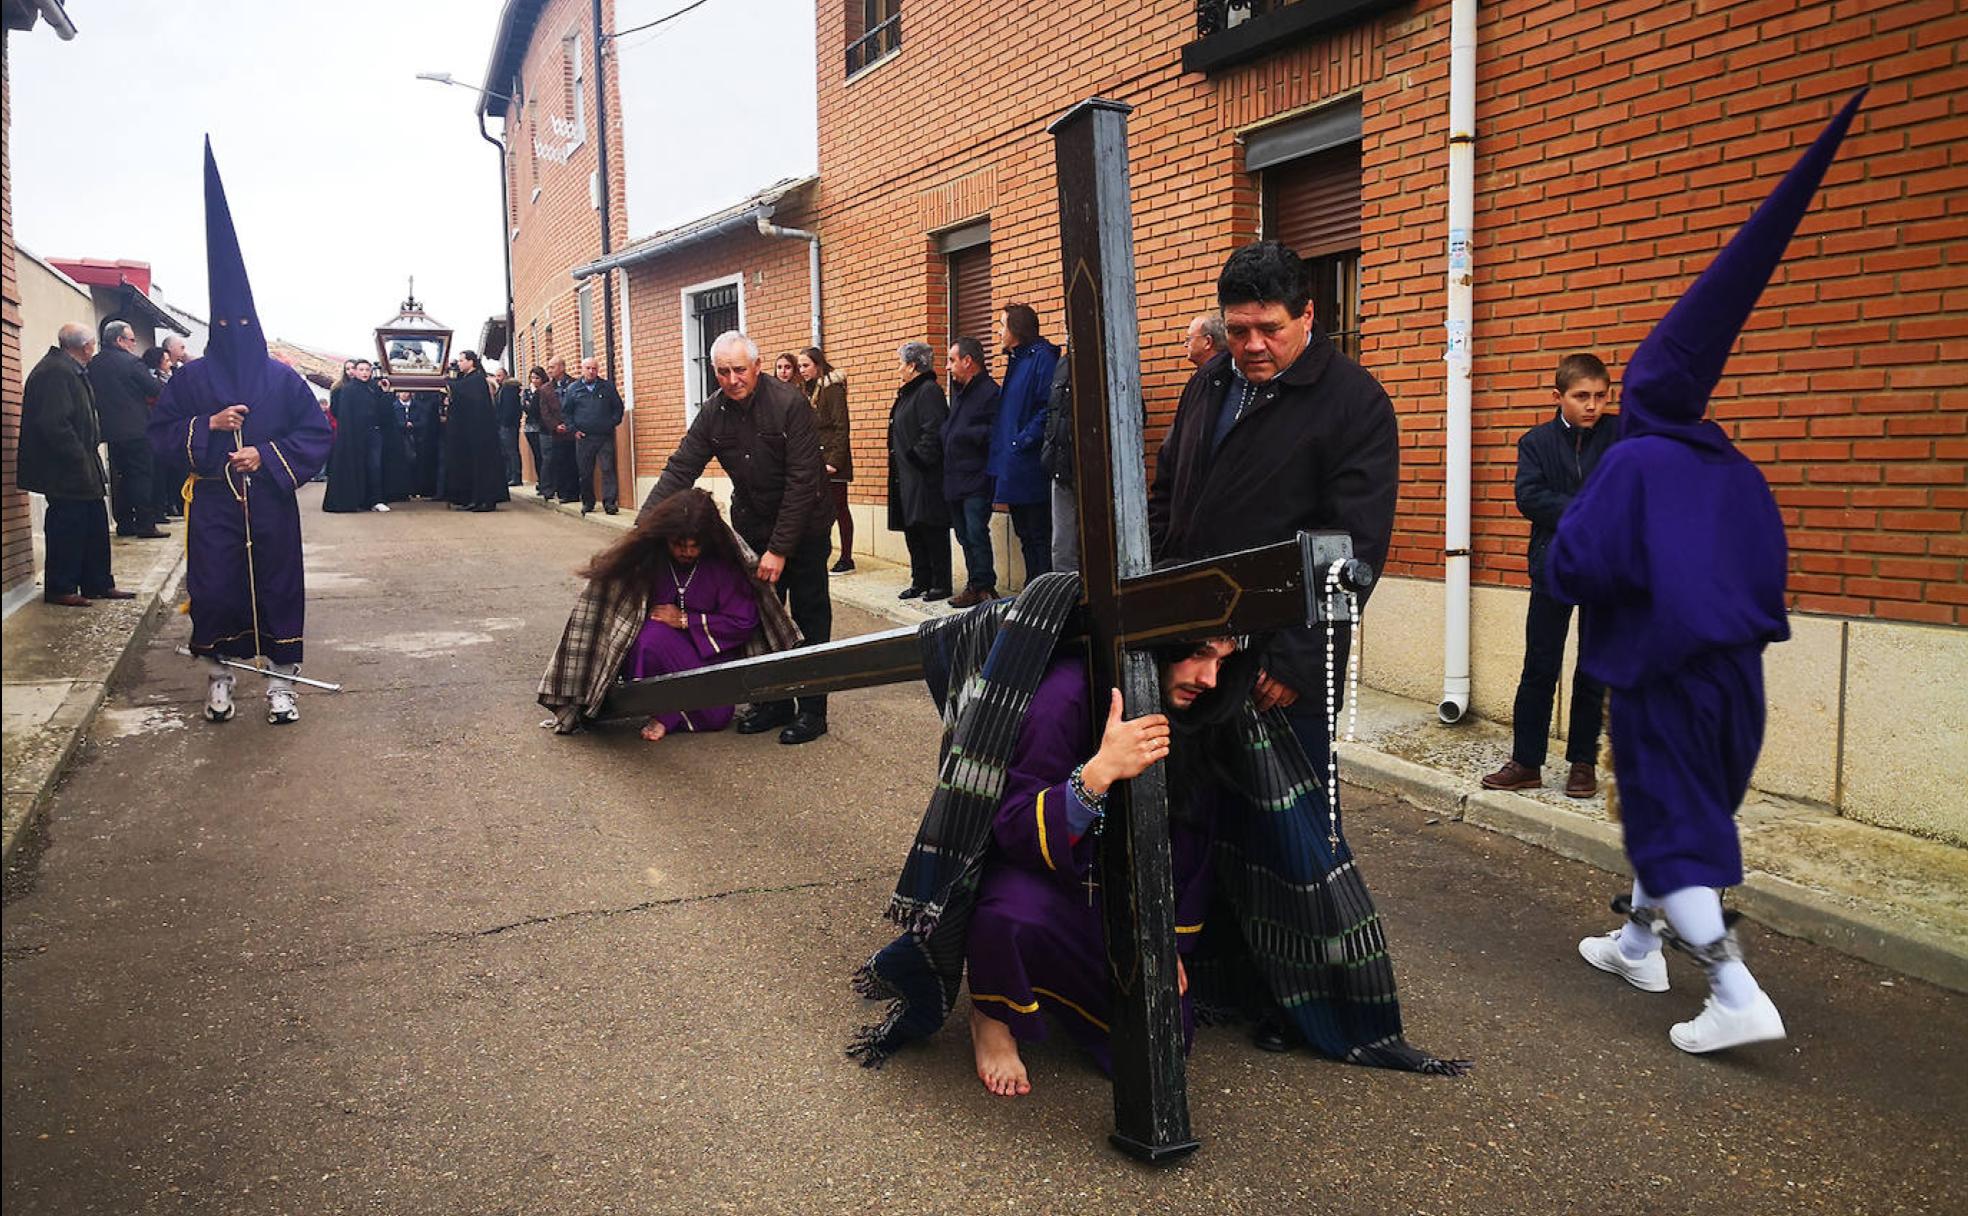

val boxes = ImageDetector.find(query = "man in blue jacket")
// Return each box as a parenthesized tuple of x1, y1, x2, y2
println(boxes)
(985, 303, 1059, 583)
(562, 355, 625, 514)
(1482, 353, 1619, 798)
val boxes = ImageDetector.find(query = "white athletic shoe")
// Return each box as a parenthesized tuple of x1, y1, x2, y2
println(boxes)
(205, 674, 236, 722)
(267, 687, 300, 725)
(371, 503, 392, 513)
(1578, 932, 1670, 992)
(1669, 991, 1786, 1054)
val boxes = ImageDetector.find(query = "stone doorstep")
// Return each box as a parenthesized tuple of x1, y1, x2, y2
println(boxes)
(530, 497, 1968, 993)
(1, 535, 189, 865)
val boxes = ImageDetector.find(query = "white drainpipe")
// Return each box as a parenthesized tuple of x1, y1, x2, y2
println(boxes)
(1439, 0, 1477, 724)
(757, 218, 822, 348)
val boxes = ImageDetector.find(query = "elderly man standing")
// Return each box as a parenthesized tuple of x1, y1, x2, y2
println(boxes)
(639, 331, 833, 745)
(1183, 313, 1228, 369)
(886, 341, 951, 602)
(564, 355, 624, 515)
(94, 319, 168, 539)
(21, 323, 133, 606)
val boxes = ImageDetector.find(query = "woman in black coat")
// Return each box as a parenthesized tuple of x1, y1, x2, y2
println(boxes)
(442, 351, 510, 512)
(886, 341, 951, 600)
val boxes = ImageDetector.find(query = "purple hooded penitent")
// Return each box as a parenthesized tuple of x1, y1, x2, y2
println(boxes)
(1545, 91, 1864, 894)
(148, 140, 333, 666)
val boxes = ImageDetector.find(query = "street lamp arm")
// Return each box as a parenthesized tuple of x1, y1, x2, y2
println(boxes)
(415, 72, 516, 107)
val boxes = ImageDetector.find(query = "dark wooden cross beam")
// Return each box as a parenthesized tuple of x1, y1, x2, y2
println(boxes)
(596, 95, 1369, 1165)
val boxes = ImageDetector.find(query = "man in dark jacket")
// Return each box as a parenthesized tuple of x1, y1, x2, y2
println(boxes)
(986, 303, 1059, 583)
(641, 330, 832, 745)
(943, 336, 999, 606)
(1037, 347, 1076, 574)
(1482, 354, 1619, 798)
(1148, 240, 1398, 780)
(887, 341, 951, 601)
(562, 355, 624, 514)
(493, 363, 524, 487)
(93, 320, 168, 538)
(21, 324, 134, 605)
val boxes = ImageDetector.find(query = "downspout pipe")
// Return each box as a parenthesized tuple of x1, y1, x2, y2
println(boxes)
(757, 218, 822, 349)
(1439, 0, 1477, 725)
(477, 111, 516, 365)
(592, 0, 618, 378)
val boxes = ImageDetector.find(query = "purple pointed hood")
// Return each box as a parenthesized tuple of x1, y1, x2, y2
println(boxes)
(201, 138, 271, 403)
(1620, 90, 1866, 451)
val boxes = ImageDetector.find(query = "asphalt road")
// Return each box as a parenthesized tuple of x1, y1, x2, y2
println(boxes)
(4, 488, 1964, 1215)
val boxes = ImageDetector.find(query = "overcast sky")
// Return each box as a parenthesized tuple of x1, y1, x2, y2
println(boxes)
(10, 0, 816, 360)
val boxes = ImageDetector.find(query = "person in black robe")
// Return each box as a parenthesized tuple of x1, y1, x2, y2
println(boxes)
(322, 359, 389, 513)
(406, 390, 443, 499)
(443, 351, 509, 512)
(376, 382, 415, 503)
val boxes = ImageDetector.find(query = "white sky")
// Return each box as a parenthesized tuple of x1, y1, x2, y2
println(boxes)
(10, 0, 817, 359)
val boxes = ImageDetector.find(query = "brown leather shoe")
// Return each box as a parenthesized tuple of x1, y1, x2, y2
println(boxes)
(85, 588, 137, 600)
(948, 586, 996, 609)
(1480, 759, 1542, 791)
(44, 593, 93, 608)
(1564, 762, 1597, 798)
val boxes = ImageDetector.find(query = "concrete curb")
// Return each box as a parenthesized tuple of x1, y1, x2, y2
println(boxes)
(1339, 741, 1967, 993)
(523, 497, 1967, 994)
(2, 541, 188, 866)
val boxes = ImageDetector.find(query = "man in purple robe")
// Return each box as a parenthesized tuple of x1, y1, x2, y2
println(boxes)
(1550, 92, 1865, 1055)
(149, 141, 332, 725)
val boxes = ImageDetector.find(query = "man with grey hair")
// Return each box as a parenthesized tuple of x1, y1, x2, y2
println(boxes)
(94, 319, 169, 538)
(161, 333, 189, 372)
(1184, 314, 1228, 368)
(887, 340, 951, 602)
(640, 330, 834, 744)
(20, 323, 134, 605)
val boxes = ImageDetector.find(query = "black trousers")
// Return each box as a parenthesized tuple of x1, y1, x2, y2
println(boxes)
(1510, 588, 1606, 767)
(902, 523, 952, 592)
(43, 497, 114, 597)
(523, 431, 543, 488)
(1008, 500, 1051, 581)
(106, 437, 159, 534)
(574, 432, 617, 509)
(757, 528, 834, 719)
(501, 426, 523, 486)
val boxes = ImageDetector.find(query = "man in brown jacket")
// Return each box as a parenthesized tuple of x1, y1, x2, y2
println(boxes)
(20, 323, 136, 606)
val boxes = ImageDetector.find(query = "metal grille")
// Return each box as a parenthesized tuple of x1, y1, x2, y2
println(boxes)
(1196, 0, 1293, 37)
(846, 0, 901, 76)
(690, 284, 740, 404)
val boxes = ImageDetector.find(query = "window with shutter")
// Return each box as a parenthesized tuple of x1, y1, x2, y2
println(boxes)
(948, 243, 993, 348)
(1262, 143, 1364, 361)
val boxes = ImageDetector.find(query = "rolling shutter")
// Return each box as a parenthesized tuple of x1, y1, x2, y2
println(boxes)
(1263, 143, 1363, 259)
(949, 243, 993, 347)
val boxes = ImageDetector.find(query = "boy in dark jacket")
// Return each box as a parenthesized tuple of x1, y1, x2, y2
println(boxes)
(1481, 354, 1619, 798)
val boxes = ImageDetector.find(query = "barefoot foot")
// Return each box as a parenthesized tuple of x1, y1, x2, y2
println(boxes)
(640, 718, 668, 743)
(970, 1005, 1031, 1097)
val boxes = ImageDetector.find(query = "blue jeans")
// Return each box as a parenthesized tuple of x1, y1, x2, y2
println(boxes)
(1008, 500, 1051, 583)
(949, 495, 996, 590)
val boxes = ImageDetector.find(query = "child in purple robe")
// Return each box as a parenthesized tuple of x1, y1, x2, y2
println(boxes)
(576, 489, 760, 742)
(1550, 92, 1864, 1055)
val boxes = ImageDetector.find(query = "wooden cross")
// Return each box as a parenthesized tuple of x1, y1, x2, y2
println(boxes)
(600, 97, 1366, 1163)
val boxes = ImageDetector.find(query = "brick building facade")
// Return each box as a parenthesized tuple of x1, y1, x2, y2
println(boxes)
(2, 44, 30, 601)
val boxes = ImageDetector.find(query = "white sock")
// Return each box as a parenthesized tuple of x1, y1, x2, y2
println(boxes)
(266, 663, 298, 695)
(1661, 886, 1762, 1010)
(1617, 879, 1660, 960)
(201, 657, 229, 680)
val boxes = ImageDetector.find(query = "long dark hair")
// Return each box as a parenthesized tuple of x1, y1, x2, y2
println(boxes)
(578, 489, 745, 590)
(800, 346, 833, 377)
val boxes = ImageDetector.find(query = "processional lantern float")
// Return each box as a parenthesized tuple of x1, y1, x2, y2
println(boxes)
(373, 277, 453, 393)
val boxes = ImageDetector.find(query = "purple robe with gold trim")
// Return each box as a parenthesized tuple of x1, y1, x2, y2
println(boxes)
(964, 656, 1214, 1072)
(148, 357, 331, 665)
(622, 555, 760, 733)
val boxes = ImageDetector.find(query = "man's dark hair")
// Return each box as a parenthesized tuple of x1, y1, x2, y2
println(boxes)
(353, 359, 373, 371)
(1002, 303, 1040, 346)
(1217, 240, 1310, 316)
(1555, 352, 1610, 393)
(951, 336, 985, 366)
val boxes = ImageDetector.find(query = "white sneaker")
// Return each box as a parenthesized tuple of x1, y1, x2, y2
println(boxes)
(1670, 991, 1786, 1054)
(205, 674, 236, 722)
(1578, 932, 1669, 992)
(371, 503, 392, 513)
(267, 687, 300, 725)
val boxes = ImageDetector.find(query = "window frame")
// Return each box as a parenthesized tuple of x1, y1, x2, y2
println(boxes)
(678, 272, 747, 425)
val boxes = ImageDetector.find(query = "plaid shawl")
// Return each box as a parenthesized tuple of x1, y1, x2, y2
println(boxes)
(850, 574, 1465, 1076)
(536, 530, 801, 731)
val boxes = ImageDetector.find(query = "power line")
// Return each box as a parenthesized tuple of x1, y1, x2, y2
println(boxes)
(605, 0, 715, 43)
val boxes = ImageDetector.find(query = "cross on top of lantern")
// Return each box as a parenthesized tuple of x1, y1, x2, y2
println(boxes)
(374, 277, 454, 392)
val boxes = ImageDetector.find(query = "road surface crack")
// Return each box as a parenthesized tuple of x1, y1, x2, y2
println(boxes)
(430, 872, 889, 944)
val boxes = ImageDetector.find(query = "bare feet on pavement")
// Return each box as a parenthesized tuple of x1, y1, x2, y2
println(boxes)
(970, 1005, 1031, 1097)
(640, 718, 667, 743)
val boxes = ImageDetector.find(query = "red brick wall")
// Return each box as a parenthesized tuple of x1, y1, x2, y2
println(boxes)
(621, 203, 820, 483)
(2, 61, 31, 594)
(809, 0, 1966, 624)
(503, 0, 629, 382)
